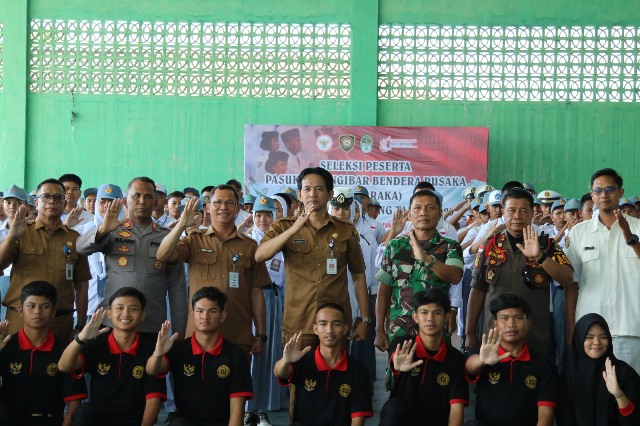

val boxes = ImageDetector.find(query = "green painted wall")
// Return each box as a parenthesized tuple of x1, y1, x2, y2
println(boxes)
(0, 0, 639, 196)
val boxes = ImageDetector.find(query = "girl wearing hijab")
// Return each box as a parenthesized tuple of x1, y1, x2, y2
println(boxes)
(568, 313, 640, 425)
(247, 195, 288, 418)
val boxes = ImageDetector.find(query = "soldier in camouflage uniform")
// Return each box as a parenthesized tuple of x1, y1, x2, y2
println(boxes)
(374, 190, 464, 353)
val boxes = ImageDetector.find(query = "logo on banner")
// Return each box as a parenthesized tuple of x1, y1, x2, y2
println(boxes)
(379, 136, 418, 153)
(360, 134, 373, 153)
(316, 135, 333, 152)
(339, 135, 355, 153)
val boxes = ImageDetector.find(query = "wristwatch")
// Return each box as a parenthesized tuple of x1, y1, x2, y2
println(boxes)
(626, 234, 639, 246)
(256, 333, 268, 342)
(362, 317, 373, 324)
(73, 334, 86, 346)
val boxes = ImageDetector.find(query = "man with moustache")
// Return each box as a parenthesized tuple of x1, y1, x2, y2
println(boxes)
(76, 177, 187, 336)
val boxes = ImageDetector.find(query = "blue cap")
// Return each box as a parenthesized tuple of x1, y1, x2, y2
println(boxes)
(2, 185, 28, 202)
(620, 198, 635, 208)
(242, 194, 257, 205)
(551, 199, 566, 211)
(26, 194, 36, 207)
(155, 184, 167, 195)
(523, 182, 536, 192)
(564, 198, 580, 211)
(354, 185, 369, 197)
(533, 197, 541, 206)
(179, 196, 204, 212)
(97, 184, 123, 199)
(253, 195, 276, 212)
(83, 187, 98, 198)
(183, 187, 200, 197)
(283, 187, 298, 201)
(627, 195, 640, 204)
(201, 194, 210, 205)
(487, 190, 502, 206)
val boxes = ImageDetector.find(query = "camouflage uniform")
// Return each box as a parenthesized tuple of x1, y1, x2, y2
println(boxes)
(376, 232, 464, 342)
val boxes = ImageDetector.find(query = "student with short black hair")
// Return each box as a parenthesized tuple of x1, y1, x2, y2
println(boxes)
(379, 288, 468, 426)
(274, 303, 373, 426)
(146, 286, 253, 426)
(466, 293, 557, 426)
(58, 287, 166, 426)
(0, 281, 87, 426)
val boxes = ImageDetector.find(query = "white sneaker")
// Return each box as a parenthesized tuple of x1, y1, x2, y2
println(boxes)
(256, 411, 272, 426)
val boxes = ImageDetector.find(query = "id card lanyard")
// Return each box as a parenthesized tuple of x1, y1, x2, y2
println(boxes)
(230, 253, 242, 288)
(327, 238, 337, 275)
(63, 244, 73, 281)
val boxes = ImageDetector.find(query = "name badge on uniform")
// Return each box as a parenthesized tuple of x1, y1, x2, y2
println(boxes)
(229, 272, 240, 288)
(327, 258, 337, 275)
(65, 263, 74, 281)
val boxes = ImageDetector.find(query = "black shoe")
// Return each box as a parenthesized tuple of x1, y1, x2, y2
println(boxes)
(163, 412, 179, 425)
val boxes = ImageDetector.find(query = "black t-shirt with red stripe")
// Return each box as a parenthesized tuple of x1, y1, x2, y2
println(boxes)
(388, 335, 469, 425)
(278, 347, 373, 426)
(78, 332, 166, 425)
(468, 343, 558, 426)
(0, 329, 87, 416)
(162, 334, 253, 422)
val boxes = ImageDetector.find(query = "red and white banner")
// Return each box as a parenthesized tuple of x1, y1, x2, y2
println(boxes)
(244, 125, 489, 226)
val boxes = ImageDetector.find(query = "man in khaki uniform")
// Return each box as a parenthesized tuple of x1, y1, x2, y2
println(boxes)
(256, 167, 371, 348)
(157, 185, 268, 354)
(0, 178, 90, 339)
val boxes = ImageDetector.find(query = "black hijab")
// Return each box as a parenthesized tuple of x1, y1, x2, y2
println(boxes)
(568, 313, 614, 426)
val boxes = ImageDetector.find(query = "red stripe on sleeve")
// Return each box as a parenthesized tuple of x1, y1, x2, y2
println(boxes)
(64, 393, 89, 402)
(537, 401, 558, 408)
(146, 392, 167, 401)
(619, 401, 635, 417)
(230, 392, 254, 400)
(351, 411, 374, 418)
(450, 398, 469, 406)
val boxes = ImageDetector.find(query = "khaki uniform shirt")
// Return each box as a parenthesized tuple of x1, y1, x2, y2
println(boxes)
(76, 219, 188, 334)
(1, 219, 91, 334)
(262, 215, 366, 336)
(175, 227, 270, 346)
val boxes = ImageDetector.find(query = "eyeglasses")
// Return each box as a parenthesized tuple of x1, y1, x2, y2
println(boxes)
(37, 194, 65, 203)
(212, 200, 237, 208)
(592, 186, 619, 195)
